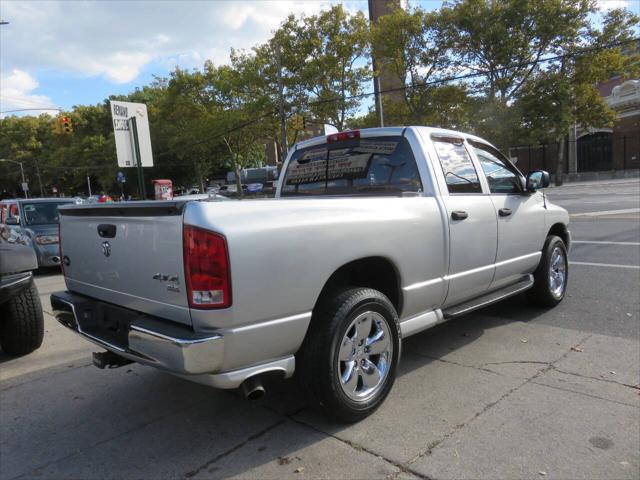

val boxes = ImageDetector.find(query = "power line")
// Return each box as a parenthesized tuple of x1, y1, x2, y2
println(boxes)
(153, 36, 639, 164)
(0, 107, 62, 114)
(309, 37, 640, 107)
(2, 36, 636, 173)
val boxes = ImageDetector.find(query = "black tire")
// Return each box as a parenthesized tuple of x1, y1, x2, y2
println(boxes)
(0, 281, 44, 356)
(296, 287, 401, 422)
(528, 235, 568, 307)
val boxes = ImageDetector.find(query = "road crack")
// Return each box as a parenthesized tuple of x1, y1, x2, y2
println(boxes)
(290, 413, 436, 480)
(183, 418, 286, 478)
(552, 367, 640, 390)
(405, 334, 593, 465)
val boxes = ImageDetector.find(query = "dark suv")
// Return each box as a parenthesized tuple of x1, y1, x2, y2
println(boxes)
(0, 198, 75, 268)
(0, 224, 44, 356)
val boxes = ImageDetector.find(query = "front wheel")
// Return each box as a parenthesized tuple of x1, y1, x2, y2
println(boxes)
(528, 235, 568, 307)
(297, 287, 401, 422)
(0, 280, 44, 356)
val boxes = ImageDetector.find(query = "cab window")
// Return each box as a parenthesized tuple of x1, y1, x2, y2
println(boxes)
(281, 136, 422, 197)
(470, 141, 522, 194)
(432, 137, 482, 194)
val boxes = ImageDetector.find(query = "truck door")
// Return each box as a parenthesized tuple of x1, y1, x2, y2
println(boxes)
(431, 136, 498, 307)
(469, 141, 545, 288)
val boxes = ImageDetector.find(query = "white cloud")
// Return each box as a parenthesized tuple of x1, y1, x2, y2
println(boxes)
(596, 0, 630, 10)
(0, 0, 346, 85)
(0, 69, 56, 117)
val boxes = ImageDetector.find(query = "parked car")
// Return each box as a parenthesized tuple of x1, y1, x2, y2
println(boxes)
(0, 198, 76, 268)
(0, 225, 44, 356)
(51, 127, 569, 422)
(174, 193, 235, 202)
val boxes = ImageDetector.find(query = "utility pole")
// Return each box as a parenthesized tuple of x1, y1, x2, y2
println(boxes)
(87, 174, 92, 197)
(276, 43, 287, 163)
(0, 158, 27, 198)
(377, 77, 385, 127)
(34, 158, 44, 196)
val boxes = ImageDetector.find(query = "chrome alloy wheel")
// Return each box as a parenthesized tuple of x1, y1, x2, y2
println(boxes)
(337, 311, 393, 402)
(549, 246, 567, 299)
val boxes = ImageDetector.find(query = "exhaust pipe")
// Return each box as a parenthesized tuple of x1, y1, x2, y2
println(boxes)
(51, 256, 60, 264)
(240, 376, 266, 401)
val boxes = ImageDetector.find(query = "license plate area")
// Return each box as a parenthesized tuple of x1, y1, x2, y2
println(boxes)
(76, 302, 140, 350)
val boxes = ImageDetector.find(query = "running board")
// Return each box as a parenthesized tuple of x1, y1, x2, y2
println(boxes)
(442, 276, 534, 319)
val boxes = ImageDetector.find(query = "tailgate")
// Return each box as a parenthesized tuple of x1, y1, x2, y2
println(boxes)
(59, 202, 191, 326)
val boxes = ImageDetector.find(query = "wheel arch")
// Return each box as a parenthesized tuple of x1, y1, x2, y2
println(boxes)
(313, 256, 403, 318)
(547, 222, 570, 250)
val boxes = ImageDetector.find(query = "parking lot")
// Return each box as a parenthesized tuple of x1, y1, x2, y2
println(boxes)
(1, 179, 639, 480)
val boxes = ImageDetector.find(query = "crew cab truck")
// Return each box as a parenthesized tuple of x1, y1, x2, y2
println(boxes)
(51, 127, 570, 421)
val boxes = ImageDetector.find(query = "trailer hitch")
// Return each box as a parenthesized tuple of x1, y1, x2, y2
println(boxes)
(92, 351, 134, 369)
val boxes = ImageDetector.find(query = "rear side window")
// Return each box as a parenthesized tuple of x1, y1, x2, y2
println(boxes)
(281, 136, 422, 196)
(432, 137, 482, 194)
(22, 202, 68, 225)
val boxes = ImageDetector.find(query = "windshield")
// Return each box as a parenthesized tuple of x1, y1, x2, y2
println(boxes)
(281, 136, 422, 197)
(21, 202, 70, 226)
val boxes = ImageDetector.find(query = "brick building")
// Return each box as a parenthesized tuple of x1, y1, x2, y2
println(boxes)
(510, 78, 640, 175)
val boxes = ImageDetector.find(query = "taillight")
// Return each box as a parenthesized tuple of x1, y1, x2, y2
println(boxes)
(327, 130, 360, 143)
(183, 225, 231, 309)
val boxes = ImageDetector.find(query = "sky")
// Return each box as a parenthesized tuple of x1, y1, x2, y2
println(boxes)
(0, 0, 636, 117)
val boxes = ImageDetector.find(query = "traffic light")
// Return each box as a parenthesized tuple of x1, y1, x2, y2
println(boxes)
(291, 114, 306, 131)
(61, 116, 73, 133)
(57, 115, 73, 134)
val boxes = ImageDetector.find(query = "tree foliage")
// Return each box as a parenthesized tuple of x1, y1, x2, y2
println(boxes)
(1, 1, 636, 196)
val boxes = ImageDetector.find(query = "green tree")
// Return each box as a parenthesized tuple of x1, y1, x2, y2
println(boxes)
(442, 0, 596, 147)
(370, 6, 471, 128)
(517, 8, 639, 184)
(274, 5, 370, 131)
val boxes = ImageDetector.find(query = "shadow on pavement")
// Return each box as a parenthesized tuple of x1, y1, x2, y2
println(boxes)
(1, 294, 554, 479)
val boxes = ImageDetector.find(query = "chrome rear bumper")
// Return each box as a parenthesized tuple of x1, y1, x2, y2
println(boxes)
(50, 291, 224, 375)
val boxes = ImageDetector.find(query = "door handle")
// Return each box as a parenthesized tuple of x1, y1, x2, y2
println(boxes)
(498, 208, 512, 217)
(451, 210, 468, 221)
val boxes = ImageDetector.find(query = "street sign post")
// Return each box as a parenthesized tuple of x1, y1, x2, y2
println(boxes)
(129, 116, 146, 198)
(21, 182, 28, 193)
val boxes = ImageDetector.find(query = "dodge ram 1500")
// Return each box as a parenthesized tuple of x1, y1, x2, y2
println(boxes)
(52, 126, 570, 421)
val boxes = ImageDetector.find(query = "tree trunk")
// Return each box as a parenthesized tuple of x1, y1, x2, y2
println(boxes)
(234, 162, 243, 199)
(555, 135, 565, 186)
(223, 136, 243, 198)
(195, 161, 205, 194)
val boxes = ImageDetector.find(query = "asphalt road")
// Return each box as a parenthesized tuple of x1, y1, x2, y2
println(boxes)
(1, 179, 638, 480)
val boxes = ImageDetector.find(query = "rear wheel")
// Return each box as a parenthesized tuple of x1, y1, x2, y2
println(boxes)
(0, 281, 44, 356)
(297, 287, 401, 422)
(528, 235, 568, 307)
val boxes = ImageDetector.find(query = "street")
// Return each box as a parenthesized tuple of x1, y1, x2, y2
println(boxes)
(1, 179, 639, 480)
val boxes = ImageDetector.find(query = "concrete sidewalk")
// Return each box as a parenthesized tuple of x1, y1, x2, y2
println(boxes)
(1, 274, 638, 480)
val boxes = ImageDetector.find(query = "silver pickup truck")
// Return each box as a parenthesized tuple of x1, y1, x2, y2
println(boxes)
(52, 126, 570, 421)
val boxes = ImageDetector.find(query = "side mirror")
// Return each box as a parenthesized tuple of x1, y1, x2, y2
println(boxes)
(526, 170, 550, 191)
(5, 217, 19, 226)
